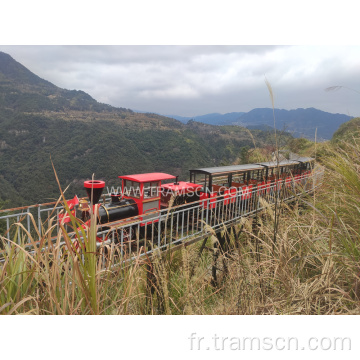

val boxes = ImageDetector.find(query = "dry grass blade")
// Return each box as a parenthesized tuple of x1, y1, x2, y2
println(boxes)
(6, 296, 37, 315)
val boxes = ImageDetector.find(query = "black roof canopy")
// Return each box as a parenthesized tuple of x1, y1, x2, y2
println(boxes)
(256, 159, 302, 168)
(189, 164, 264, 176)
(291, 156, 314, 163)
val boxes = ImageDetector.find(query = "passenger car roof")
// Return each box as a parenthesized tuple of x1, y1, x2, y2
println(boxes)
(189, 164, 264, 176)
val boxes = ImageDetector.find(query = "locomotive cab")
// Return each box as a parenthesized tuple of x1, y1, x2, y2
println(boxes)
(119, 173, 176, 223)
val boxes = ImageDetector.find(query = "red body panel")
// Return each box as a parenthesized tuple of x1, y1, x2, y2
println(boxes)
(285, 176, 292, 188)
(224, 188, 237, 205)
(241, 185, 253, 200)
(200, 192, 217, 209)
(257, 181, 266, 195)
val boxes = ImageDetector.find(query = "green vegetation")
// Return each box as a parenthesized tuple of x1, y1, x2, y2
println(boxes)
(331, 117, 360, 143)
(0, 108, 285, 206)
(1, 51, 360, 314)
(2, 50, 360, 315)
(1, 132, 360, 314)
(0, 50, 293, 207)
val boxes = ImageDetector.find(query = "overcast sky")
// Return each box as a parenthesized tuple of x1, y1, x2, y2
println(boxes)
(1, 45, 359, 118)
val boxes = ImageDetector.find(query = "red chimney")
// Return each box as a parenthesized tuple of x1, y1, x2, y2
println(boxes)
(84, 180, 105, 204)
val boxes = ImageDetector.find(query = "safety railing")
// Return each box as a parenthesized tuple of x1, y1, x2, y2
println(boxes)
(91, 168, 324, 263)
(0, 195, 112, 245)
(0, 169, 324, 261)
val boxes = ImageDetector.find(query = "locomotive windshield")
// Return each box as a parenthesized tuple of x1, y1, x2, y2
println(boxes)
(143, 181, 160, 199)
(123, 180, 141, 198)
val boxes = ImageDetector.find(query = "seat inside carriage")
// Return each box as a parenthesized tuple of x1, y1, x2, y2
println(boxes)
(256, 160, 298, 179)
(189, 164, 266, 197)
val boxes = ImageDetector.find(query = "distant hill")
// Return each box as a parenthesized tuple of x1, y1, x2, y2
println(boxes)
(166, 112, 246, 125)
(164, 108, 352, 140)
(0, 51, 55, 88)
(0, 51, 126, 113)
(246, 124, 274, 132)
(0, 51, 282, 206)
(331, 117, 360, 143)
(237, 108, 352, 140)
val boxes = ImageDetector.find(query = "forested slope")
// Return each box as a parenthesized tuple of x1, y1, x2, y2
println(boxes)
(0, 51, 287, 206)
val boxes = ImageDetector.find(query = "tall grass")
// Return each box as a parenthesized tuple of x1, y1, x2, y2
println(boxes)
(1, 138, 360, 314)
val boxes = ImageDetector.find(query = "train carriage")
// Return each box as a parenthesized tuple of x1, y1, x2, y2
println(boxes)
(189, 164, 266, 209)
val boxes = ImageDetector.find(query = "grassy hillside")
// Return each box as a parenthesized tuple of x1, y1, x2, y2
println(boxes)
(331, 117, 360, 143)
(0, 106, 288, 206)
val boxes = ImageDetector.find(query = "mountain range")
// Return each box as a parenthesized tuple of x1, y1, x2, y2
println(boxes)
(164, 108, 352, 140)
(0, 50, 355, 207)
(166, 112, 246, 126)
(0, 51, 286, 206)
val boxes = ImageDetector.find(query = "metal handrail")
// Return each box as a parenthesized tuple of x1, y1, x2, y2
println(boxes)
(0, 169, 324, 260)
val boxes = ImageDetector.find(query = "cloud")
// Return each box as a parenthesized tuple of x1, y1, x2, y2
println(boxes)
(0, 45, 360, 117)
